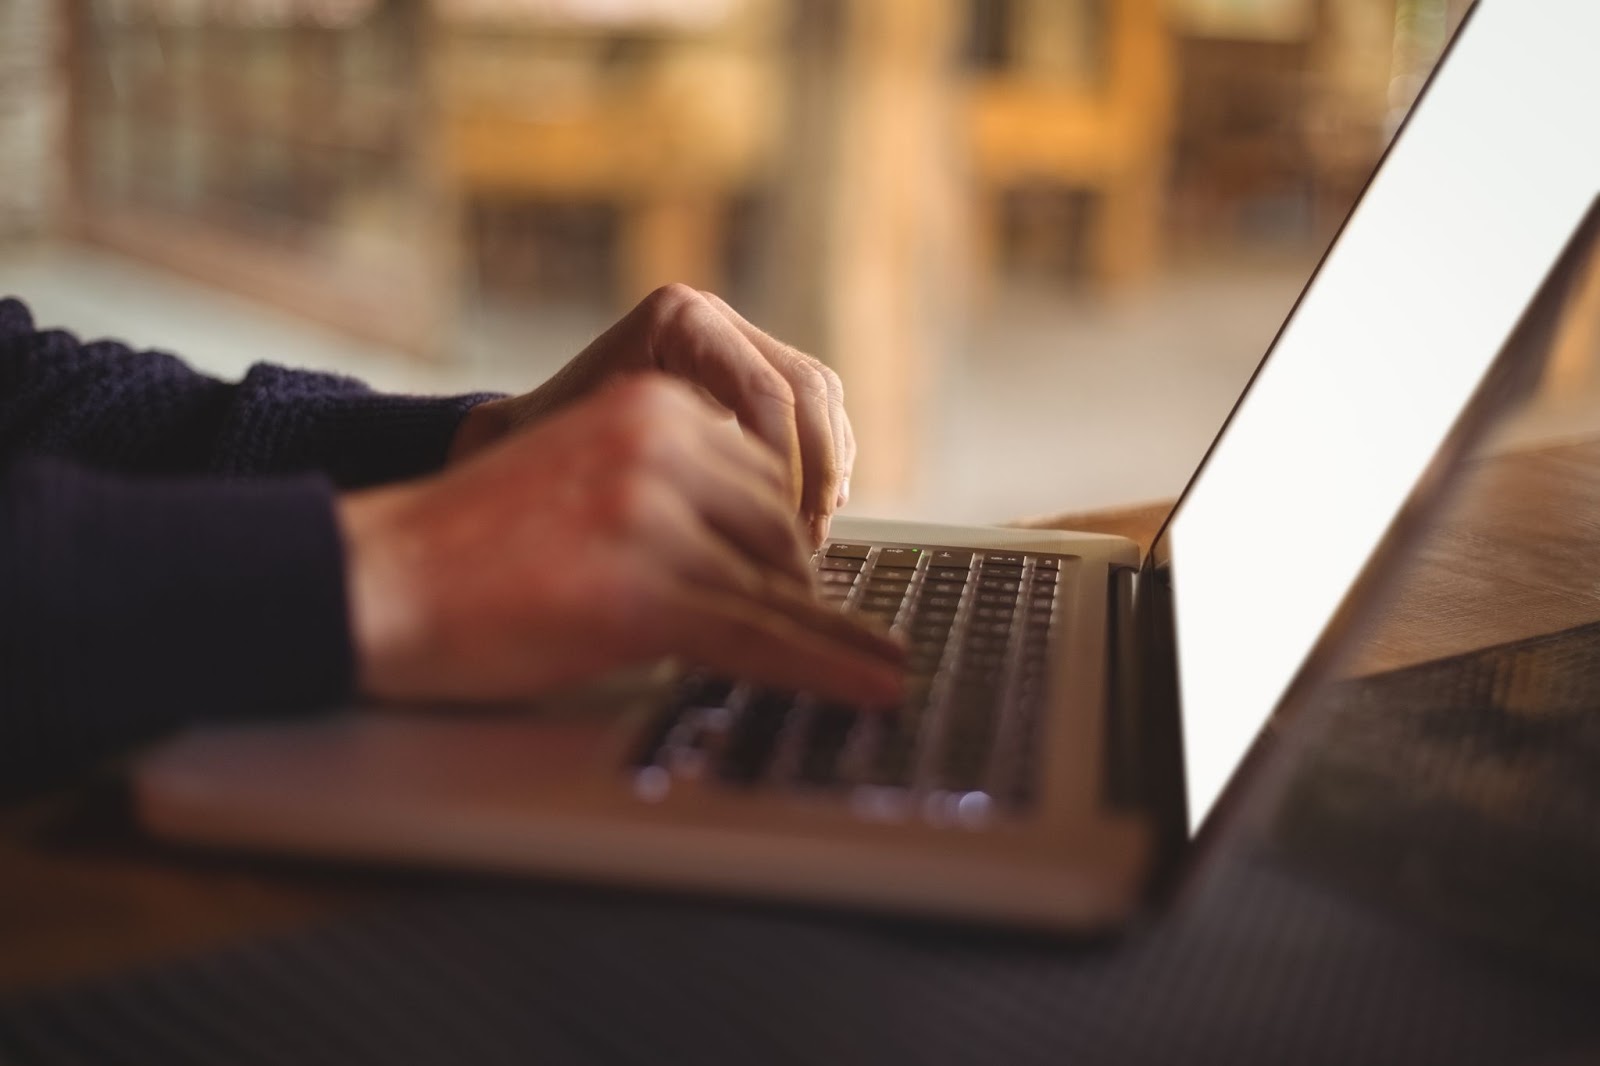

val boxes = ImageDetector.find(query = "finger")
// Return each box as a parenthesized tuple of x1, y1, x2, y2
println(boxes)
(645, 287, 803, 509)
(822, 366, 855, 509)
(655, 583, 904, 707)
(835, 384, 857, 509)
(690, 397, 793, 502)
(636, 479, 902, 662)
(648, 446, 812, 585)
(756, 576, 908, 663)
(699, 291, 845, 538)
(641, 501, 770, 596)
(644, 509, 903, 666)
(612, 372, 792, 502)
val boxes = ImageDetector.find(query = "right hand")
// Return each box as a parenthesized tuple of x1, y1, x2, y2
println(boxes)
(338, 374, 904, 707)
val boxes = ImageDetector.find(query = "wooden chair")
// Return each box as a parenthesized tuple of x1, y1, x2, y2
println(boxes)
(438, 11, 776, 305)
(966, 0, 1176, 289)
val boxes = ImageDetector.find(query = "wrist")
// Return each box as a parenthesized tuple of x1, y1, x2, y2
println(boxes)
(448, 397, 515, 464)
(337, 485, 429, 700)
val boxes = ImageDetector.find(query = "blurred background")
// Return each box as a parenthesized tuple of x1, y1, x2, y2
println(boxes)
(3, 0, 1598, 522)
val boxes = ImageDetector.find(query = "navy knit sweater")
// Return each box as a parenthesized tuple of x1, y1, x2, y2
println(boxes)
(0, 297, 497, 794)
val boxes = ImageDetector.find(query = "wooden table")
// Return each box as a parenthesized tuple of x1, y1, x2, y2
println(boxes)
(6, 434, 1600, 995)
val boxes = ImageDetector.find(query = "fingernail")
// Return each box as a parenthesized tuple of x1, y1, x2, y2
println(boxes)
(836, 477, 850, 509)
(810, 513, 830, 548)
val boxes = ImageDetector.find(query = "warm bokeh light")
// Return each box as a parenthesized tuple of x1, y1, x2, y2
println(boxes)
(10, 0, 1593, 528)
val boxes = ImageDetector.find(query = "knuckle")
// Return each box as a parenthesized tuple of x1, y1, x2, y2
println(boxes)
(787, 359, 829, 402)
(814, 360, 843, 394)
(640, 282, 704, 334)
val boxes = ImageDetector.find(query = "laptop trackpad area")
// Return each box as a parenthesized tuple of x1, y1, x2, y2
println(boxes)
(137, 663, 675, 814)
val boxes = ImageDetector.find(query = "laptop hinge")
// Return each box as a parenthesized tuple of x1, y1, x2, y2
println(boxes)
(1103, 565, 1143, 809)
(1105, 562, 1191, 891)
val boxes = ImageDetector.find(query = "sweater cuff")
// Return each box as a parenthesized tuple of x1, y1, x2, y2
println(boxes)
(317, 391, 505, 488)
(220, 364, 504, 489)
(0, 460, 354, 790)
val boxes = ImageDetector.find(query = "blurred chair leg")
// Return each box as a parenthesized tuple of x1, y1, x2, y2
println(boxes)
(1092, 162, 1164, 287)
(970, 187, 1004, 307)
(623, 194, 722, 304)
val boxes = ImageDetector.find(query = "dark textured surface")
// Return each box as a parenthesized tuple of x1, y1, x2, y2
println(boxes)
(7, 624, 1600, 1064)
(1274, 622, 1600, 974)
(0, 859, 1595, 1065)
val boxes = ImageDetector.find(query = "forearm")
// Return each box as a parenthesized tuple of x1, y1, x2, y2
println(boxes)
(0, 459, 355, 795)
(0, 297, 500, 487)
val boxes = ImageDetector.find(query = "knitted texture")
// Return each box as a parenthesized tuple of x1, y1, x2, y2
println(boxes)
(0, 296, 501, 792)
(0, 297, 498, 488)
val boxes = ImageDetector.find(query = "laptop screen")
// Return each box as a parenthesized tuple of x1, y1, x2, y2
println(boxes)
(1153, 0, 1600, 830)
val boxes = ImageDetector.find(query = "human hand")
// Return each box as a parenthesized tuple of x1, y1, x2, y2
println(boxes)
(451, 284, 855, 547)
(342, 374, 901, 707)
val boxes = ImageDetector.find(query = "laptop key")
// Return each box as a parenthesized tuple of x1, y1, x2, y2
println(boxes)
(934, 685, 998, 777)
(818, 556, 865, 573)
(632, 709, 686, 768)
(625, 539, 1052, 814)
(866, 715, 917, 787)
(682, 676, 737, 708)
(719, 690, 795, 784)
(941, 731, 994, 793)
(926, 549, 974, 569)
(875, 547, 922, 568)
(634, 673, 732, 766)
(981, 553, 1025, 569)
(798, 703, 859, 785)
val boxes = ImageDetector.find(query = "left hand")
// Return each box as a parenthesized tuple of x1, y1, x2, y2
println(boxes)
(450, 284, 856, 547)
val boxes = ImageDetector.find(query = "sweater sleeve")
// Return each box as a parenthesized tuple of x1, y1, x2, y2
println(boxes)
(0, 297, 502, 488)
(0, 458, 354, 796)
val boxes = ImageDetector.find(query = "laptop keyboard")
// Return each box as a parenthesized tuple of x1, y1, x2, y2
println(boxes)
(631, 542, 1071, 825)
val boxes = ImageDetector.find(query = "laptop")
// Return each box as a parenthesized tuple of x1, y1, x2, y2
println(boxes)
(135, 0, 1600, 930)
